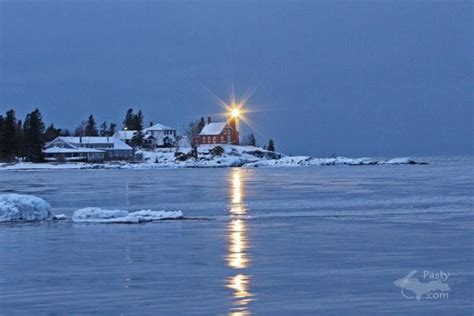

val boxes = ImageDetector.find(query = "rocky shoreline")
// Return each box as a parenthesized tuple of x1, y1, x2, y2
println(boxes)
(0, 145, 427, 171)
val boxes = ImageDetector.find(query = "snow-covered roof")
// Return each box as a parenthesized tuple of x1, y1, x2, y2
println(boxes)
(115, 130, 137, 140)
(43, 147, 104, 154)
(199, 122, 229, 136)
(58, 136, 114, 144)
(144, 123, 175, 132)
(46, 136, 132, 151)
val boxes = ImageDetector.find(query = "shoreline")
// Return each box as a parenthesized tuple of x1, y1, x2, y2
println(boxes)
(0, 145, 429, 171)
(0, 158, 427, 171)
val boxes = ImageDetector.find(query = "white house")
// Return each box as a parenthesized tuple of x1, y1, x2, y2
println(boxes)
(114, 130, 137, 145)
(143, 123, 177, 147)
(43, 136, 133, 162)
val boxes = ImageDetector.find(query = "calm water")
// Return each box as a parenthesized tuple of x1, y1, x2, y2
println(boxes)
(0, 157, 473, 315)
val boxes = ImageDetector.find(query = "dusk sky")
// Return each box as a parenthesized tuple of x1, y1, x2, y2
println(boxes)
(0, 1, 472, 156)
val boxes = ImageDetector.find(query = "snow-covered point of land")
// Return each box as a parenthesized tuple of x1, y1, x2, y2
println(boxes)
(138, 146, 427, 168)
(243, 156, 377, 168)
(72, 207, 184, 223)
(136, 145, 278, 168)
(0, 145, 427, 171)
(379, 157, 420, 165)
(0, 194, 53, 222)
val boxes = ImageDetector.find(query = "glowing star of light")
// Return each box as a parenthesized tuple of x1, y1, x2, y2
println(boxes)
(230, 108, 241, 119)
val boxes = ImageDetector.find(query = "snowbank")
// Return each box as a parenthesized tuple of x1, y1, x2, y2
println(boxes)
(72, 207, 184, 223)
(0, 194, 53, 222)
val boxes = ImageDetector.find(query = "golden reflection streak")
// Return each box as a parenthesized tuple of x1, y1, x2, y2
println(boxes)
(228, 219, 248, 269)
(226, 169, 253, 315)
(232, 171, 242, 205)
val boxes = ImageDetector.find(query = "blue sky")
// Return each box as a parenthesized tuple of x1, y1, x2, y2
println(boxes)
(0, 1, 472, 156)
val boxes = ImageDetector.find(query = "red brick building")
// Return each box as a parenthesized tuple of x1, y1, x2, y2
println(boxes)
(195, 118, 239, 145)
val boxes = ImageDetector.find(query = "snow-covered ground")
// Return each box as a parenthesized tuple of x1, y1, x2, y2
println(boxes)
(0, 145, 427, 171)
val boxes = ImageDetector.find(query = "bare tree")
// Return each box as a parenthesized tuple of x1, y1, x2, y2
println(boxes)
(185, 120, 201, 147)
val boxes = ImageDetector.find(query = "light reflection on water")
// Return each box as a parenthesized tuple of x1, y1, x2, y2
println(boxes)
(226, 169, 253, 315)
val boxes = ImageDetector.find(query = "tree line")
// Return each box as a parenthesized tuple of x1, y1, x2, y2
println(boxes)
(0, 109, 48, 162)
(0, 108, 274, 163)
(0, 107, 145, 162)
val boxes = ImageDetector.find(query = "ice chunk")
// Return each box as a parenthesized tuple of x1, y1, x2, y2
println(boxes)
(52, 214, 68, 220)
(72, 207, 183, 223)
(0, 194, 52, 222)
(129, 209, 184, 221)
(380, 158, 417, 165)
(72, 208, 129, 223)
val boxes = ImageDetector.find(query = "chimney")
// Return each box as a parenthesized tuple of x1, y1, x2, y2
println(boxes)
(207, 117, 211, 124)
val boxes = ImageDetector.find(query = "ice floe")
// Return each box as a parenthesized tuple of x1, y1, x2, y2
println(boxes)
(72, 207, 184, 223)
(0, 194, 53, 222)
(379, 157, 426, 165)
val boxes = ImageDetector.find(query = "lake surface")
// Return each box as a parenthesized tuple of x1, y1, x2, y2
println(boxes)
(0, 157, 473, 315)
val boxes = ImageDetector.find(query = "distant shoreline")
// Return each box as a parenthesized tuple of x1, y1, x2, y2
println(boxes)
(0, 145, 427, 171)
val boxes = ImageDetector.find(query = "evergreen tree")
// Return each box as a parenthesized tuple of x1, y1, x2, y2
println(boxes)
(99, 121, 108, 136)
(44, 124, 61, 142)
(60, 129, 71, 136)
(74, 121, 85, 136)
(137, 110, 144, 129)
(198, 117, 206, 132)
(267, 139, 275, 152)
(84, 115, 98, 136)
(243, 133, 256, 147)
(250, 134, 256, 147)
(2, 110, 17, 161)
(107, 123, 117, 136)
(131, 110, 144, 146)
(16, 120, 25, 158)
(23, 108, 45, 162)
(123, 108, 134, 130)
(0, 115, 4, 161)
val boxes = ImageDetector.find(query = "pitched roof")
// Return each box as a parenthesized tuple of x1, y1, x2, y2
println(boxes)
(199, 122, 228, 136)
(58, 136, 114, 144)
(48, 136, 132, 150)
(115, 130, 137, 140)
(43, 146, 104, 154)
(144, 123, 174, 132)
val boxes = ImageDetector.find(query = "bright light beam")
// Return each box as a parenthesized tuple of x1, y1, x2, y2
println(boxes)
(230, 108, 241, 119)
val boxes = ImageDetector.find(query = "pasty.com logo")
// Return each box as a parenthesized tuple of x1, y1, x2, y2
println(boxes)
(394, 270, 450, 301)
